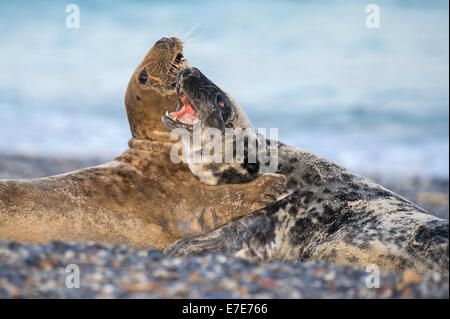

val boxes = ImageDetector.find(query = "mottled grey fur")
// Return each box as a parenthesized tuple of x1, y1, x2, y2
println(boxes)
(163, 68, 449, 275)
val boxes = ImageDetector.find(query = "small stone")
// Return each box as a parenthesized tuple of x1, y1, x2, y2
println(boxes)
(396, 269, 421, 290)
(258, 278, 278, 288)
(324, 271, 336, 281)
(187, 273, 202, 283)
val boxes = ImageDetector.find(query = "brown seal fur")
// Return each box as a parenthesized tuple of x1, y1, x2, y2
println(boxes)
(0, 37, 286, 250)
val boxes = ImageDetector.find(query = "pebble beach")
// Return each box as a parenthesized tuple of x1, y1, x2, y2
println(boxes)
(0, 240, 448, 299)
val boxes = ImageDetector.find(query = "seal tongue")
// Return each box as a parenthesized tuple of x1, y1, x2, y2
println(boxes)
(169, 95, 198, 125)
(174, 96, 196, 117)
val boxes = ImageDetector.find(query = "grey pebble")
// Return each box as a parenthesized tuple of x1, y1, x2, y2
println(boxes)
(0, 239, 447, 299)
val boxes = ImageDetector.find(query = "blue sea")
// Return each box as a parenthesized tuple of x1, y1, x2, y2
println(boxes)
(0, 0, 448, 179)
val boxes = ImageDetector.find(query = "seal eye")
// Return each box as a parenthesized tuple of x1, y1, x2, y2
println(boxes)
(138, 69, 148, 85)
(216, 95, 226, 108)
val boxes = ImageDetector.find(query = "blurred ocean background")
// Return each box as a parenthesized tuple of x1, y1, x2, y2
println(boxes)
(0, 0, 448, 179)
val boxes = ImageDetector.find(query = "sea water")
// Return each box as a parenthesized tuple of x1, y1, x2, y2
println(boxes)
(0, 0, 448, 179)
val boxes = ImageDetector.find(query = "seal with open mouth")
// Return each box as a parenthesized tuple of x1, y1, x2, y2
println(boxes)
(163, 67, 448, 275)
(0, 38, 287, 250)
(125, 37, 188, 141)
(161, 67, 245, 134)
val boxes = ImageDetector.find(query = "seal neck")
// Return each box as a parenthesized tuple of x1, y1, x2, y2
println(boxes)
(139, 129, 174, 143)
(127, 137, 176, 152)
(114, 137, 178, 170)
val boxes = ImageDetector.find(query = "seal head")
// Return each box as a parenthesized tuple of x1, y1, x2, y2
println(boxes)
(125, 37, 188, 140)
(162, 67, 270, 185)
(162, 67, 252, 133)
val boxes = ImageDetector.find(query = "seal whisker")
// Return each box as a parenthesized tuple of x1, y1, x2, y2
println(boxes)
(183, 34, 203, 49)
(147, 62, 160, 79)
(182, 23, 200, 41)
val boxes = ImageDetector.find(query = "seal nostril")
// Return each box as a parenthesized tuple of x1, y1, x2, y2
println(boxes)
(167, 37, 175, 48)
(155, 37, 169, 46)
(155, 37, 175, 48)
(191, 67, 200, 75)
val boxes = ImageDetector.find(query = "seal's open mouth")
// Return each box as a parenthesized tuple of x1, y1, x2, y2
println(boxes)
(162, 89, 199, 130)
(167, 53, 185, 87)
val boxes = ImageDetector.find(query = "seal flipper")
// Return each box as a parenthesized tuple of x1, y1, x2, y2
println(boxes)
(214, 173, 288, 221)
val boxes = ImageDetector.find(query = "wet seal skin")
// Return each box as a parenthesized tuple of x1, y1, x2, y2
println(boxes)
(0, 38, 286, 250)
(163, 67, 449, 275)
